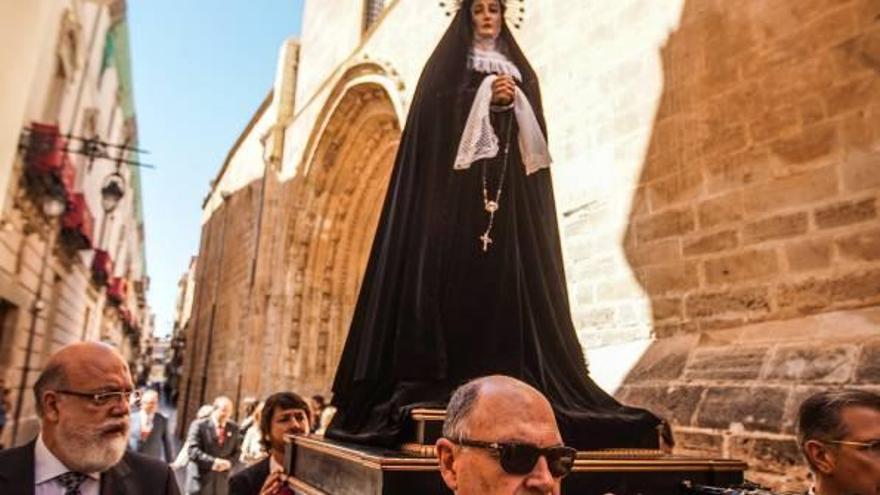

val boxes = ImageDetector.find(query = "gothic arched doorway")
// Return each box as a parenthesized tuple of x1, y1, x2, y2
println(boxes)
(284, 66, 403, 394)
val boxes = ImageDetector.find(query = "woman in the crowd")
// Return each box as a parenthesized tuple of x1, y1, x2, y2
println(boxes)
(239, 401, 266, 465)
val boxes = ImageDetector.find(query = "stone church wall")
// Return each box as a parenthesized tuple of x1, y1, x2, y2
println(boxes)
(519, 0, 880, 489)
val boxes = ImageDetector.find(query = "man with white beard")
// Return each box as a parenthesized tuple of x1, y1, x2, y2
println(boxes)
(0, 341, 180, 494)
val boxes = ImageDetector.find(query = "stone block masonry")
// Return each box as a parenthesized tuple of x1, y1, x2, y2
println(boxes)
(546, 0, 880, 490)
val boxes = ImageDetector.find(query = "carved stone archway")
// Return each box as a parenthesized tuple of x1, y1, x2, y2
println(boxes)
(284, 70, 402, 394)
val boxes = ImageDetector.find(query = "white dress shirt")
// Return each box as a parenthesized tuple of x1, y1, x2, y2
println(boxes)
(139, 410, 155, 438)
(269, 454, 284, 474)
(34, 434, 100, 495)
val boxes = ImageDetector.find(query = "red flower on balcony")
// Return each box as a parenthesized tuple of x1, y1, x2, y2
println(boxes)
(92, 249, 114, 287)
(108, 276, 128, 306)
(26, 123, 65, 174)
(25, 123, 76, 201)
(119, 306, 131, 325)
(60, 193, 94, 250)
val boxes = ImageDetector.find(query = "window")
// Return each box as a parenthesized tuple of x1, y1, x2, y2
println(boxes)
(80, 108, 99, 172)
(43, 9, 81, 122)
(363, 0, 385, 33)
(42, 57, 69, 123)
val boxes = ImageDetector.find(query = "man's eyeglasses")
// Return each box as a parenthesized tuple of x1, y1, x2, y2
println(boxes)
(55, 389, 142, 408)
(448, 437, 577, 478)
(824, 439, 880, 456)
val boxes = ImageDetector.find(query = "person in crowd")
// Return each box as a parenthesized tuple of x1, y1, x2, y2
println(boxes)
(129, 388, 175, 462)
(0, 341, 180, 493)
(171, 405, 214, 470)
(163, 380, 173, 405)
(436, 375, 576, 495)
(798, 389, 880, 495)
(309, 395, 325, 433)
(315, 405, 336, 437)
(229, 392, 310, 495)
(239, 401, 266, 465)
(185, 396, 241, 495)
(239, 398, 260, 433)
(0, 377, 8, 450)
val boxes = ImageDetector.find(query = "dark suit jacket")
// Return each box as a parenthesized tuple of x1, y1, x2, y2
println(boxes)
(129, 411, 175, 462)
(0, 440, 180, 494)
(185, 418, 241, 495)
(228, 457, 270, 495)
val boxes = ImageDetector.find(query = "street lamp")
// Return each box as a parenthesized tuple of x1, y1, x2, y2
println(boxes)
(100, 172, 125, 213)
(41, 196, 67, 218)
(10, 194, 66, 445)
(98, 171, 125, 249)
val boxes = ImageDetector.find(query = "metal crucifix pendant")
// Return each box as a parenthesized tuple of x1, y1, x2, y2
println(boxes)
(480, 233, 493, 252)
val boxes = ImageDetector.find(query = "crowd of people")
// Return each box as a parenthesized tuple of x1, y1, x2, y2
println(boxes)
(0, 341, 877, 494)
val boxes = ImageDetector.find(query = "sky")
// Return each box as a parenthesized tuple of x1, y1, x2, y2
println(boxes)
(128, 1, 304, 336)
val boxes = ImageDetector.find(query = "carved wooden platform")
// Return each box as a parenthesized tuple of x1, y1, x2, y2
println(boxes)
(288, 435, 747, 495)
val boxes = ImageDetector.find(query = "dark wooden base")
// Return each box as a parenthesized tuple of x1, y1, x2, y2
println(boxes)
(289, 436, 747, 495)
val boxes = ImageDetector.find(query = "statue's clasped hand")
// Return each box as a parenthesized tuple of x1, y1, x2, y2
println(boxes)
(491, 74, 516, 106)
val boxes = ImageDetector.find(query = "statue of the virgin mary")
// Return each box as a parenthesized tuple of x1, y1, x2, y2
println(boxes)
(326, 0, 667, 451)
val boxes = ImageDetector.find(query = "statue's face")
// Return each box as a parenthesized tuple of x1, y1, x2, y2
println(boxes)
(471, 0, 502, 40)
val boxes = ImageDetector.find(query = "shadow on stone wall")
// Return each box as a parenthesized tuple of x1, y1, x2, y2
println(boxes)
(616, 0, 880, 490)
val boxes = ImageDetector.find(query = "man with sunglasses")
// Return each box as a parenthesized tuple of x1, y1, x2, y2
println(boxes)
(436, 375, 576, 495)
(798, 389, 880, 495)
(0, 341, 180, 494)
(229, 391, 311, 495)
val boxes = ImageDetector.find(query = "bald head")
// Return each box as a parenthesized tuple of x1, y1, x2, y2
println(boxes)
(438, 376, 565, 495)
(213, 395, 234, 424)
(142, 389, 159, 414)
(34, 342, 130, 417)
(443, 375, 558, 440)
(35, 342, 133, 474)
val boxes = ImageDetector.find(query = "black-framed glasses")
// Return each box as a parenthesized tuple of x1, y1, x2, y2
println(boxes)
(824, 439, 880, 457)
(55, 389, 142, 408)
(448, 437, 577, 478)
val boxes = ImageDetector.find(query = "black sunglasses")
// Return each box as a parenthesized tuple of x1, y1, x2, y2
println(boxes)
(448, 437, 577, 478)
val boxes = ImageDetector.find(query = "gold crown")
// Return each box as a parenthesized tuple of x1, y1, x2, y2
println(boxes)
(437, 0, 526, 29)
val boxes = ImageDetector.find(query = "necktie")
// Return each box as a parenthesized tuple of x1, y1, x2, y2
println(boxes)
(57, 471, 88, 495)
(217, 424, 225, 446)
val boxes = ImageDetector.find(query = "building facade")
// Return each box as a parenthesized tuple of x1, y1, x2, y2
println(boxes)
(180, 0, 880, 488)
(0, 0, 150, 447)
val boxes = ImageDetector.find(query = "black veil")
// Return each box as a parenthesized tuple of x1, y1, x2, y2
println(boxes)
(326, 0, 665, 450)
